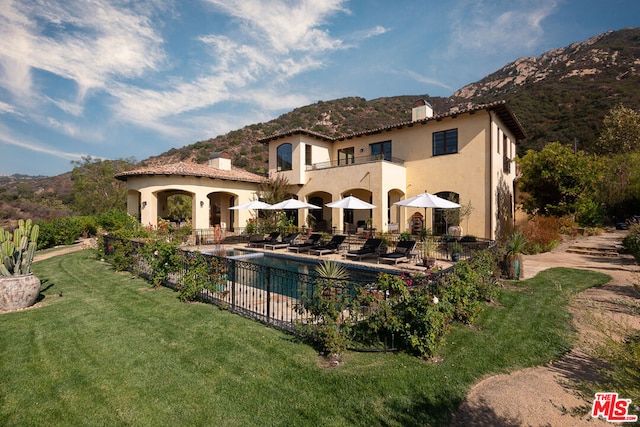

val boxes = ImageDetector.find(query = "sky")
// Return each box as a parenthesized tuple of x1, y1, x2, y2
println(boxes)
(0, 0, 639, 177)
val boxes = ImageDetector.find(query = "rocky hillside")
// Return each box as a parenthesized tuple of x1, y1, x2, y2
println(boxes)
(452, 27, 640, 151)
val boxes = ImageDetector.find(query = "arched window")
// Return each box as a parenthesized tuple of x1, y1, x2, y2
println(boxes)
(277, 143, 292, 171)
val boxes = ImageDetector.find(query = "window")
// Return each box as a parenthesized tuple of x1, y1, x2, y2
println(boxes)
(433, 129, 458, 156)
(433, 191, 459, 235)
(305, 144, 312, 166)
(277, 143, 292, 171)
(338, 147, 355, 165)
(371, 140, 392, 161)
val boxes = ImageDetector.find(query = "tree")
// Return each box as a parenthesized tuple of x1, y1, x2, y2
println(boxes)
(71, 156, 136, 215)
(594, 104, 640, 156)
(517, 142, 605, 221)
(165, 194, 192, 222)
(599, 152, 640, 221)
(253, 175, 294, 232)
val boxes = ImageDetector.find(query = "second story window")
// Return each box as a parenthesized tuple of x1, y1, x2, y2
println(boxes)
(433, 129, 458, 156)
(277, 143, 292, 171)
(305, 144, 312, 166)
(371, 140, 392, 161)
(338, 147, 355, 165)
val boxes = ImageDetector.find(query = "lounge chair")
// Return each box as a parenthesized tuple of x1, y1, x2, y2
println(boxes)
(309, 235, 347, 256)
(247, 231, 280, 248)
(287, 233, 323, 253)
(345, 238, 383, 261)
(263, 233, 299, 250)
(379, 240, 416, 265)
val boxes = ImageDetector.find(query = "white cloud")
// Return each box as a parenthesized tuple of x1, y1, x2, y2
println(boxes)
(0, 100, 20, 115)
(0, 125, 87, 161)
(204, 0, 347, 53)
(448, 0, 559, 55)
(0, 0, 166, 102)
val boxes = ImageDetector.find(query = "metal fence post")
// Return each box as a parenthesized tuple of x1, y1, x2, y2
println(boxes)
(265, 266, 271, 326)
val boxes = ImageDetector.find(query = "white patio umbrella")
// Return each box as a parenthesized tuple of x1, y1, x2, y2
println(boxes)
(229, 200, 273, 210)
(326, 195, 376, 248)
(394, 191, 461, 230)
(229, 200, 272, 229)
(326, 195, 376, 210)
(266, 198, 322, 210)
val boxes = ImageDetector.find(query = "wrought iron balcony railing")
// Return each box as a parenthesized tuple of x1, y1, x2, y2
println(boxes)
(306, 154, 404, 170)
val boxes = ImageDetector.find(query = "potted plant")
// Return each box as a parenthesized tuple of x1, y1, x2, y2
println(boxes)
(421, 237, 436, 267)
(0, 219, 41, 311)
(504, 231, 526, 279)
(449, 241, 463, 262)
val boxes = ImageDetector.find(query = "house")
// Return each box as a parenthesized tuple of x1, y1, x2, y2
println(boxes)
(115, 152, 266, 230)
(116, 100, 525, 241)
(260, 100, 525, 240)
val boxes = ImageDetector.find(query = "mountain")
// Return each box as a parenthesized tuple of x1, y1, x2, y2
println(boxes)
(452, 27, 640, 152)
(2, 27, 639, 223)
(145, 27, 640, 171)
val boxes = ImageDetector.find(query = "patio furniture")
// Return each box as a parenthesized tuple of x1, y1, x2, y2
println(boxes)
(263, 233, 299, 250)
(287, 233, 323, 253)
(379, 240, 417, 265)
(247, 231, 280, 248)
(345, 238, 383, 261)
(309, 235, 347, 256)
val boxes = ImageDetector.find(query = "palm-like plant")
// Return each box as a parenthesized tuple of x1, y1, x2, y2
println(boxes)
(506, 232, 527, 255)
(314, 260, 350, 280)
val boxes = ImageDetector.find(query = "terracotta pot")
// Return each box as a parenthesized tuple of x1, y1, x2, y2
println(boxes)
(0, 274, 41, 312)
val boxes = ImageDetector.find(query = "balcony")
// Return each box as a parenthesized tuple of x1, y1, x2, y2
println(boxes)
(306, 154, 405, 170)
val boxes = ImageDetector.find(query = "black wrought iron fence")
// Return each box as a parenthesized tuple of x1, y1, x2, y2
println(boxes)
(103, 235, 378, 333)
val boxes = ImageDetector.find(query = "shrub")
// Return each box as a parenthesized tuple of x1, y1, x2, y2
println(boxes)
(519, 216, 561, 254)
(295, 261, 355, 356)
(467, 249, 502, 302)
(142, 240, 181, 288)
(35, 217, 85, 249)
(623, 225, 640, 263)
(98, 209, 138, 232)
(365, 273, 450, 358)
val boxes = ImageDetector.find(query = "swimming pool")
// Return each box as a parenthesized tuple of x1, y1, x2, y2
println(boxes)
(204, 248, 396, 283)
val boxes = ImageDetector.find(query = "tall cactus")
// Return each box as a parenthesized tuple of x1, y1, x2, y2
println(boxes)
(0, 219, 40, 277)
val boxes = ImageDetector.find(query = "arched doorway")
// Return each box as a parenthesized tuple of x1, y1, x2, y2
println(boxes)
(307, 191, 331, 231)
(156, 190, 194, 226)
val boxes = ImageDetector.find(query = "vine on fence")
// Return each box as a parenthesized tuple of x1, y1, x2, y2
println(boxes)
(103, 236, 227, 303)
(296, 249, 503, 359)
(176, 252, 227, 302)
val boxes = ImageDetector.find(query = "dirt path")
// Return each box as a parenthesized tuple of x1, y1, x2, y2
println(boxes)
(451, 230, 640, 426)
(33, 238, 96, 262)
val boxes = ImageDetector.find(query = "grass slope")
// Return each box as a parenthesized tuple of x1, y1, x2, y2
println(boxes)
(0, 251, 610, 426)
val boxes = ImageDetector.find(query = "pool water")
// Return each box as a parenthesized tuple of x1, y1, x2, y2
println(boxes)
(204, 248, 394, 283)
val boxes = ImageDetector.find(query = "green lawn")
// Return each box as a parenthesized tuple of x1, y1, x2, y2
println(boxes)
(1, 251, 610, 426)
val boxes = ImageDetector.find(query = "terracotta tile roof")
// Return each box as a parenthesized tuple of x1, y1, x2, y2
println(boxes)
(115, 162, 267, 183)
(258, 100, 526, 143)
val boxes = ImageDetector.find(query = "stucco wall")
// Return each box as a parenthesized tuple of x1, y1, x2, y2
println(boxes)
(123, 175, 260, 230)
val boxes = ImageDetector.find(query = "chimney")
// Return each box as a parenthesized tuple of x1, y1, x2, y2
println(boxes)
(208, 151, 231, 170)
(412, 99, 433, 121)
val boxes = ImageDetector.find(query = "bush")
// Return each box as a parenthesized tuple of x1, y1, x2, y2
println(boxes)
(519, 216, 561, 254)
(35, 217, 85, 249)
(97, 209, 137, 232)
(623, 225, 640, 263)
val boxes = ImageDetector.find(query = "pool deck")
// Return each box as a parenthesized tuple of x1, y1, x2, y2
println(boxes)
(184, 241, 454, 274)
